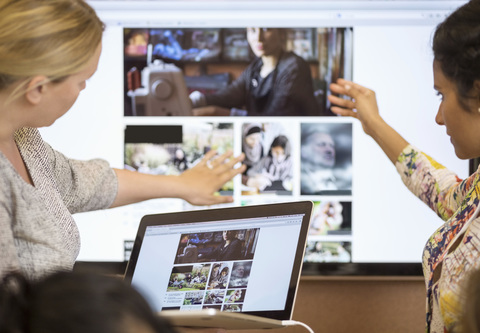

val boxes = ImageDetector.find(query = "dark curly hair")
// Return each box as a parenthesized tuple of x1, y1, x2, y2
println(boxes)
(433, 0, 480, 110)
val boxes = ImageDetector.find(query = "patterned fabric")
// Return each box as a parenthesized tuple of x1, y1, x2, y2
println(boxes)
(0, 128, 118, 279)
(396, 145, 480, 333)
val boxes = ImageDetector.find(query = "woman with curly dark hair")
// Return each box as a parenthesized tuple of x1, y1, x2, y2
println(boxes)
(328, 0, 480, 331)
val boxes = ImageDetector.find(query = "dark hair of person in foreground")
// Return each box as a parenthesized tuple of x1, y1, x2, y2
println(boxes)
(0, 271, 177, 333)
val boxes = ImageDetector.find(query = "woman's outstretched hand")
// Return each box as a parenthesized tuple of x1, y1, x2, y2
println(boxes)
(177, 150, 246, 206)
(327, 78, 382, 137)
(112, 151, 245, 208)
(327, 78, 409, 164)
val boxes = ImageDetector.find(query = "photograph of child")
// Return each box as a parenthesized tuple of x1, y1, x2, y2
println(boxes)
(241, 122, 294, 195)
(207, 263, 231, 290)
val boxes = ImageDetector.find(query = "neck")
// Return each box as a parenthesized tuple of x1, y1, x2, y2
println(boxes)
(0, 114, 19, 151)
(0, 92, 34, 185)
(0, 135, 18, 156)
(260, 50, 282, 77)
(0, 130, 33, 185)
(0, 90, 27, 145)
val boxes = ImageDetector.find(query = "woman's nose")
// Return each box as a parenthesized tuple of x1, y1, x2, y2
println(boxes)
(435, 107, 444, 125)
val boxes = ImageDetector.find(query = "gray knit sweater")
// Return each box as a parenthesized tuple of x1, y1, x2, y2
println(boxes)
(0, 128, 118, 279)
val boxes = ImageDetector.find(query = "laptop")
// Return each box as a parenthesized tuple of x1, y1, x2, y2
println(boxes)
(124, 201, 313, 330)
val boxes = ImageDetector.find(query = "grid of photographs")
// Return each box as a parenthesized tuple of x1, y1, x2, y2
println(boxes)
(122, 26, 354, 265)
(162, 229, 257, 311)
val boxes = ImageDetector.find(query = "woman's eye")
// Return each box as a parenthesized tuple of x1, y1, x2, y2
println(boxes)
(436, 91, 443, 101)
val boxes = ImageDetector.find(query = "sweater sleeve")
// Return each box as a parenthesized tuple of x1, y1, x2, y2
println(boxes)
(0, 193, 20, 275)
(44, 143, 118, 214)
(205, 65, 250, 109)
(395, 145, 470, 221)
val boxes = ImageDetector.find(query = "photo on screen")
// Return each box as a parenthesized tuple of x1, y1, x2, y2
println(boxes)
(124, 123, 235, 194)
(309, 201, 352, 236)
(204, 290, 226, 305)
(183, 291, 205, 306)
(304, 241, 352, 263)
(123, 27, 353, 117)
(175, 229, 259, 264)
(167, 263, 211, 291)
(223, 304, 243, 312)
(228, 261, 252, 289)
(207, 262, 232, 290)
(300, 122, 353, 195)
(225, 288, 246, 304)
(241, 122, 295, 196)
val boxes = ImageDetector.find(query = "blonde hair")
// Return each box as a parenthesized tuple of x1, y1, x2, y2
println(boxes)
(0, 0, 104, 97)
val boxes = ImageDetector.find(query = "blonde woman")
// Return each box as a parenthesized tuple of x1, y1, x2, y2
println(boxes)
(0, 0, 245, 280)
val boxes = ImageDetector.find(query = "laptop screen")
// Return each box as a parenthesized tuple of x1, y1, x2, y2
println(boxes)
(124, 201, 312, 320)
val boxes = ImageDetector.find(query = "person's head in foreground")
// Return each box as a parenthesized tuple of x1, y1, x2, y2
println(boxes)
(0, 270, 177, 333)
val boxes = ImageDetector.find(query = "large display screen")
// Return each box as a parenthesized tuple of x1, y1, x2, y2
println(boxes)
(40, 0, 469, 275)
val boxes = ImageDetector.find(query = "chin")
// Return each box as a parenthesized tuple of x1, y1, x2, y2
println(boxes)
(453, 148, 474, 160)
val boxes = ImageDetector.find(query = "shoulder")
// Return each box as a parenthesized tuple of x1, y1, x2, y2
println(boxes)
(15, 127, 56, 166)
(15, 127, 48, 151)
(278, 51, 309, 71)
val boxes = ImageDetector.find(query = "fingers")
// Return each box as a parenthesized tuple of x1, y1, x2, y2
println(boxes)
(328, 82, 357, 118)
(329, 82, 349, 96)
(203, 150, 246, 174)
(206, 194, 235, 205)
(332, 78, 374, 99)
(330, 106, 358, 118)
(197, 149, 218, 169)
(192, 106, 215, 116)
(208, 150, 234, 167)
(328, 94, 355, 110)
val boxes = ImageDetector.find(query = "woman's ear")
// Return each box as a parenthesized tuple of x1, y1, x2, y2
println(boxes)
(24, 76, 49, 105)
(474, 80, 480, 93)
(475, 80, 480, 112)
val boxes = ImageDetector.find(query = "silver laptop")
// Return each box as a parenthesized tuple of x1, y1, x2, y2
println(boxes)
(124, 201, 313, 330)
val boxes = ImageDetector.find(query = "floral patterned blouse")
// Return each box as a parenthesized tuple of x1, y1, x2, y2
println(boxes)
(396, 145, 480, 333)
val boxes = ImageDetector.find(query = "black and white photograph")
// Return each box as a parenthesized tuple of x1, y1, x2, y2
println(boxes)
(300, 122, 353, 195)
